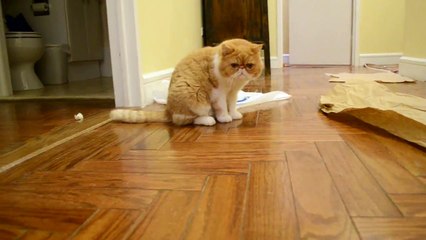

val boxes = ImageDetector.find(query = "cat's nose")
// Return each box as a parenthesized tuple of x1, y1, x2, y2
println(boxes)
(239, 65, 245, 69)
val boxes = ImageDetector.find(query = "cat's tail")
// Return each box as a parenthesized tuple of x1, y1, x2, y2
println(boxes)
(110, 109, 171, 123)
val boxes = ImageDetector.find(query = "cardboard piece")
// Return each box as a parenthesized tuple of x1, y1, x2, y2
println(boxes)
(320, 81, 426, 147)
(326, 72, 415, 83)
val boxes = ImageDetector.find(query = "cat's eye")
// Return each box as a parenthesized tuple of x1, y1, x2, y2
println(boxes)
(231, 63, 239, 68)
(246, 63, 254, 69)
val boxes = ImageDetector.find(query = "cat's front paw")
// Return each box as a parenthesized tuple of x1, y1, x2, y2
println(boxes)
(216, 114, 233, 123)
(230, 110, 243, 120)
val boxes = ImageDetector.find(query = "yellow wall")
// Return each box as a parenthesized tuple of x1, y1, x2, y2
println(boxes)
(136, 0, 202, 73)
(403, 0, 426, 58)
(137, 0, 279, 73)
(359, 0, 405, 54)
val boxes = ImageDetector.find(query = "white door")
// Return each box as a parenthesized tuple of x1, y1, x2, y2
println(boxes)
(289, 0, 353, 65)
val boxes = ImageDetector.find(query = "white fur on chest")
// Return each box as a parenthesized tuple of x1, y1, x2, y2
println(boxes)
(212, 54, 230, 102)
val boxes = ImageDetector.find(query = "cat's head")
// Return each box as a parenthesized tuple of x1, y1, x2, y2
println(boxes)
(216, 39, 264, 80)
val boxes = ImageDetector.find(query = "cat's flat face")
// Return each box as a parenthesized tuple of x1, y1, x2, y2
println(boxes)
(218, 39, 264, 80)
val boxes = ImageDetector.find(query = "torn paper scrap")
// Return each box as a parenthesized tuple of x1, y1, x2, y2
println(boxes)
(326, 72, 415, 83)
(237, 91, 292, 113)
(320, 81, 426, 147)
(152, 80, 292, 110)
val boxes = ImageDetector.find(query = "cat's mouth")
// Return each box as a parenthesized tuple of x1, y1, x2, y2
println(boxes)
(234, 70, 250, 80)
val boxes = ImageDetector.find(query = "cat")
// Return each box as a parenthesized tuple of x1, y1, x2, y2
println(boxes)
(110, 38, 264, 126)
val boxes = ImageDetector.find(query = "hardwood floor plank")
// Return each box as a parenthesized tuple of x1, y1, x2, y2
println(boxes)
(184, 175, 247, 240)
(0, 224, 26, 240)
(197, 133, 342, 142)
(38, 123, 158, 171)
(372, 134, 426, 176)
(353, 217, 426, 240)
(316, 141, 401, 217)
(0, 207, 94, 232)
(0, 188, 158, 210)
(161, 142, 317, 153)
(11, 172, 207, 191)
(342, 134, 426, 193)
(0, 123, 156, 182)
(286, 151, 359, 239)
(243, 162, 299, 240)
(212, 119, 345, 138)
(72, 159, 249, 174)
(169, 126, 202, 142)
(390, 194, 426, 217)
(72, 209, 143, 240)
(0, 109, 112, 172)
(240, 111, 260, 127)
(131, 128, 172, 150)
(20, 230, 68, 240)
(121, 151, 285, 162)
(82, 124, 160, 161)
(129, 191, 199, 240)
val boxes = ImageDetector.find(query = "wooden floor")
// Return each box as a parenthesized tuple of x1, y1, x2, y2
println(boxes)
(1, 67, 425, 239)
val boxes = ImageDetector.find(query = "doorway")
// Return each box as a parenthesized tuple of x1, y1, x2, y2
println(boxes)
(287, 0, 356, 65)
(0, 0, 113, 100)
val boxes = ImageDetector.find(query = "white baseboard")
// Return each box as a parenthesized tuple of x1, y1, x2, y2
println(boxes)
(270, 56, 284, 68)
(142, 68, 174, 105)
(283, 54, 289, 65)
(143, 68, 174, 84)
(399, 56, 426, 81)
(359, 53, 403, 66)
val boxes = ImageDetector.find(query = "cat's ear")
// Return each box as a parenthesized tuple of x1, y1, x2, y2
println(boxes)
(252, 44, 263, 53)
(221, 43, 235, 56)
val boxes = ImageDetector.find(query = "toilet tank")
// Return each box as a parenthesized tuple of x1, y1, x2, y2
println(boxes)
(65, 0, 103, 62)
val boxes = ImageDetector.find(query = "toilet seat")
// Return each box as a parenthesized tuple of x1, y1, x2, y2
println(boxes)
(6, 32, 42, 38)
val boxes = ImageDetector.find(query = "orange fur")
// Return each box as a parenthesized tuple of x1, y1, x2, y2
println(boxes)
(110, 39, 264, 126)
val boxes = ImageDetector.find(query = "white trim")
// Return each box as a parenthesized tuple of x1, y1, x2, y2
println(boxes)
(141, 68, 174, 104)
(282, 54, 290, 65)
(399, 56, 426, 81)
(352, 0, 360, 66)
(106, 0, 144, 107)
(270, 57, 282, 68)
(274, 0, 284, 68)
(0, 0, 12, 97)
(400, 56, 426, 65)
(359, 53, 403, 65)
(143, 68, 174, 83)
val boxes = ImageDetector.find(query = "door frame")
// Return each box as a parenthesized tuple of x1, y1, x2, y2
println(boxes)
(106, 0, 144, 107)
(283, 0, 360, 66)
(352, 0, 360, 66)
(0, 0, 13, 97)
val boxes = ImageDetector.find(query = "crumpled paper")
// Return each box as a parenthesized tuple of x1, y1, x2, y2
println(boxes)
(320, 80, 426, 147)
(153, 80, 292, 113)
(326, 72, 415, 83)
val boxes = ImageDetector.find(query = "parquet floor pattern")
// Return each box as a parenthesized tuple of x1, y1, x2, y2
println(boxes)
(0, 67, 425, 239)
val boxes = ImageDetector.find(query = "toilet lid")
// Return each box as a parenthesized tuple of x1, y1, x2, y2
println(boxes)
(6, 32, 42, 38)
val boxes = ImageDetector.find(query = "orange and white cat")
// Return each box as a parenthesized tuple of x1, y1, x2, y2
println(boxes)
(110, 38, 264, 126)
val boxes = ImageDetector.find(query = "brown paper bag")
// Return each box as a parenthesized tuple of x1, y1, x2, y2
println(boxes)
(327, 72, 415, 83)
(320, 81, 426, 147)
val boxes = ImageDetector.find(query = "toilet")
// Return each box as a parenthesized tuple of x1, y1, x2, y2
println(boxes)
(6, 32, 44, 91)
